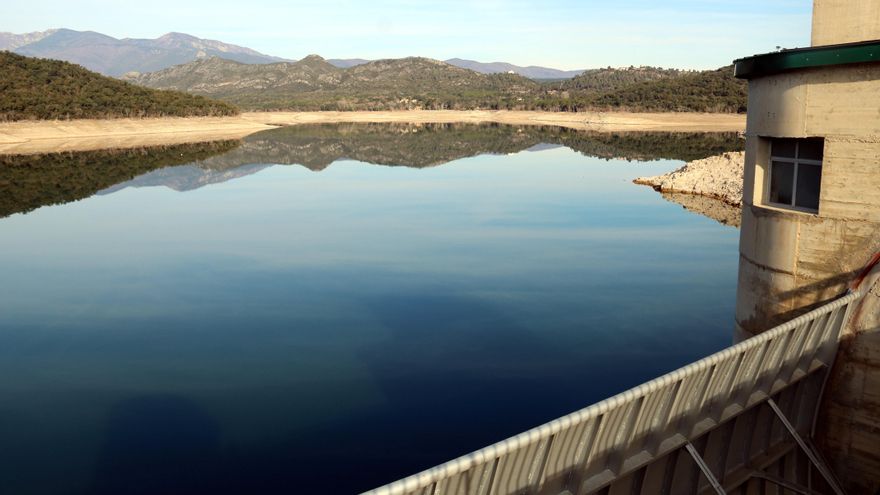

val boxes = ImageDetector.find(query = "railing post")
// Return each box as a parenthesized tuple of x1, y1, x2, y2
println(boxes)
(684, 442, 726, 495)
(767, 398, 845, 495)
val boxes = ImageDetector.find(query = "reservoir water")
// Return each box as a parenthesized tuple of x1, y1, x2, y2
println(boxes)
(0, 124, 742, 494)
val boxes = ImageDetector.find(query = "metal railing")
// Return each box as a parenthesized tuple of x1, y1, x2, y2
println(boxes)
(363, 291, 860, 495)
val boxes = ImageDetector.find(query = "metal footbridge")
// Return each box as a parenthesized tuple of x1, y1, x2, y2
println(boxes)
(363, 291, 862, 495)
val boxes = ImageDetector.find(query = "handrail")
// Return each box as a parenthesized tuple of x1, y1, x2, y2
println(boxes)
(849, 251, 880, 292)
(363, 291, 861, 495)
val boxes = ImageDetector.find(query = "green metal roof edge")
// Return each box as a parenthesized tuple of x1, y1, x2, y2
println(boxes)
(734, 39, 880, 79)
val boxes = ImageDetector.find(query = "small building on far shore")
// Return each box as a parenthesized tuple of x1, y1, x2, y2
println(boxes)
(733, 0, 880, 492)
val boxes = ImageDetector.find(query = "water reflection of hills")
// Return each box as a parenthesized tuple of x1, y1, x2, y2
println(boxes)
(195, 123, 743, 172)
(0, 141, 238, 218)
(108, 124, 742, 193)
(0, 123, 743, 219)
(99, 163, 273, 193)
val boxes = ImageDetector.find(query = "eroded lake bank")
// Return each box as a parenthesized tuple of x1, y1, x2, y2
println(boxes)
(0, 110, 745, 155)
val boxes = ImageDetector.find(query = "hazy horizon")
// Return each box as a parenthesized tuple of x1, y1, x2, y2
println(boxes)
(2, 0, 811, 71)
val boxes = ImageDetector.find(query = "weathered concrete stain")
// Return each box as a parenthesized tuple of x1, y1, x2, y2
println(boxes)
(734, 2, 880, 490)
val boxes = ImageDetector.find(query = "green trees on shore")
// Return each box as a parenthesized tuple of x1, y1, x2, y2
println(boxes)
(1, 50, 747, 119)
(128, 57, 747, 114)
(586, 66, 747, 113)
(0, 52, 239, 121)
(243, 66, 746, 114)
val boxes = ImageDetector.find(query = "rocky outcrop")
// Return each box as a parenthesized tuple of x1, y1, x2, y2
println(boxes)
(633, 151, 744, 206)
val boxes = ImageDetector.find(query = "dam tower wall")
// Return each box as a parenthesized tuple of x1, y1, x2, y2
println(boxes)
(734, 1, 880, 491)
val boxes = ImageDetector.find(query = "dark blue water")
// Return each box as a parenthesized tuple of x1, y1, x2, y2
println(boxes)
(0, 127, 740, 494)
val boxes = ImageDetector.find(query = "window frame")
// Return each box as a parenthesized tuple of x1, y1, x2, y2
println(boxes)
(765, 138, 823, 213)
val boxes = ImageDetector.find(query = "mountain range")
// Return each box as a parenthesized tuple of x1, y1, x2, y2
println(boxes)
(122, 54, 744, 113)
(329, 57, 585, 79)
(0, 29, 58, 50)
(442, 58, 584, 79)
(2, 28, 285, 76)
(124, 55, 540, 111)
(1, 28, 746, 114)
(326, 58, 371, 69)
(1, 28, 583, 79)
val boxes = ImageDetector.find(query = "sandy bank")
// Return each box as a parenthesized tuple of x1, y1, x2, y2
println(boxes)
(245, 110, 746, 133)
(634, 151, 745, 206)
(0, 110, 745, 155)
(0, 116, 274, 155)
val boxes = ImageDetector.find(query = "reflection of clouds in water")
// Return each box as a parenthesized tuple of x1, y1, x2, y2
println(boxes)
(0, 131, 741, 494)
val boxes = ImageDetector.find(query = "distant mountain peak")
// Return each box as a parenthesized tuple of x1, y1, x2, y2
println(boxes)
(0, 29, 58, 51)
(127, 52, 539, 109)
(9, 29, 288, 76)
(443, 57, 585, 80)
(159, 32, 197, 40)
(326, 58, 370, 69)
(366, 56, 450, 68)
(411, 56, 445, 64)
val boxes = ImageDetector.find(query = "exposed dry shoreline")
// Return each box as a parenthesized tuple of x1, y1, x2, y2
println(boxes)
(634, 151, 745, 206)
(0, 110, 745, 155)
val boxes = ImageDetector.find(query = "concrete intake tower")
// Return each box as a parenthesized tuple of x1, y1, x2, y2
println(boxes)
(733, 0, 880, 492)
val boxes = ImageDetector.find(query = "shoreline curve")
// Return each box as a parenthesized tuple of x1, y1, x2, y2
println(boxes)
(0, 110, 746, 155)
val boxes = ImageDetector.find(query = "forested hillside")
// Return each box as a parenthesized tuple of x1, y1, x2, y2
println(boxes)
(0, 51, 239, 121)
(127, 56, 539, 111)
(588, 65, 747, 113)
(3, 48, 746, 117)
(557, 66, 685, 93)
(129, 55, 746, 113)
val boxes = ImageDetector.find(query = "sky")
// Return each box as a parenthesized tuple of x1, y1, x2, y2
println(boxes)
(2, 0, 812, 70)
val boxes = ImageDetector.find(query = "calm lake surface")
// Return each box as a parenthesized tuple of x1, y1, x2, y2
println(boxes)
(0, 124, 742, 494)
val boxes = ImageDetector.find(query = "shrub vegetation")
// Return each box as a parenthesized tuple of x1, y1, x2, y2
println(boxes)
(0, 51, 239, 121)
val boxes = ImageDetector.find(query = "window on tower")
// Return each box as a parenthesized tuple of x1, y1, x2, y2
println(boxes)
(766, 137, 824, 212)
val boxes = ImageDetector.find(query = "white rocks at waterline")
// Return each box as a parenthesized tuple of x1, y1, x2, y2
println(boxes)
(634, 151, 745, 206)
